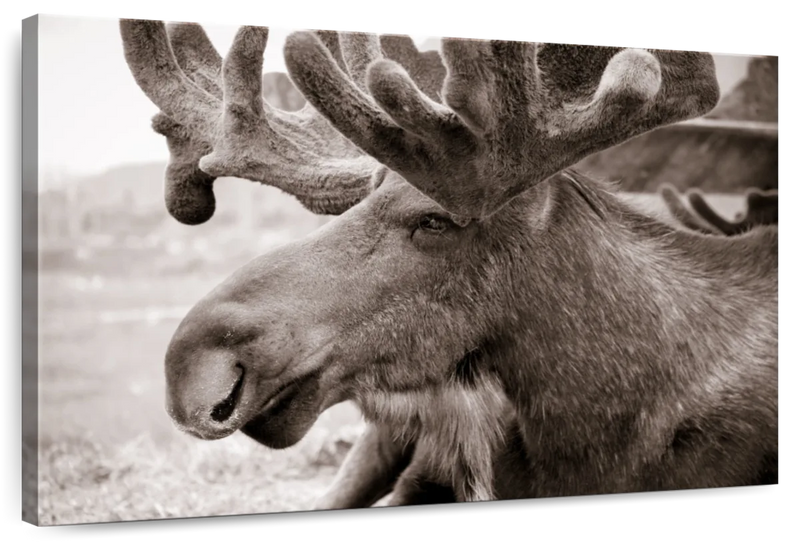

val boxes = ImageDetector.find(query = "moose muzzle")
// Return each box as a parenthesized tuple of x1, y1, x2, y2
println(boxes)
(165, 346, 247, 440)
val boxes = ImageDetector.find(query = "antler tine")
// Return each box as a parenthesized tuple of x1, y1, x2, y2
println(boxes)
(220, 26, 270, 119)
(659, 184, 722, 235)
(339, 32, 383, 92)
(166, 22, 223, 98)
(379, 35, 445, 102)
(659, 183, 778, 237)
(442, 38, 541, 135)
(123, 20, 224, 224)
(686, 188, 778, 235)
(152, 114, 217, 224)
(315, 30, 347, 71)
(287, 31, 489, 212)
(158, 23, 224, 223)
(190, 24, 383, 215)
(120, 20, 219, 137)
(286, 29, 721, 218)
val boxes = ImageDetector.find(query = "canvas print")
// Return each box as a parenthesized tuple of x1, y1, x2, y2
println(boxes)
(21, 14, 778, 526)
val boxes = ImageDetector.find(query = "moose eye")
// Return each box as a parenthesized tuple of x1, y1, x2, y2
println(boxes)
(418, 215, 452, 233)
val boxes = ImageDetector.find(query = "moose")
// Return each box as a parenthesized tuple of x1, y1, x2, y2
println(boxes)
(121, 20, 778, 505)
(314, 184, 781, 509)
(311, 180, 781, 509)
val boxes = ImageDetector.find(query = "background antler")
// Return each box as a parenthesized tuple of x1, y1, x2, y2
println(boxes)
(687, 187, 778, 235)
(659, 184, 721, 235)
(660, 183, 778, 235)
(285, 33, 721, 218)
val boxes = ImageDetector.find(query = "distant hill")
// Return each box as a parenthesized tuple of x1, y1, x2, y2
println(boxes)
(68, 162, 167, 209)
(707, 57, 778, 122)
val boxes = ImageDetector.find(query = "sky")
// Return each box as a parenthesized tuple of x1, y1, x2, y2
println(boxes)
(36, 14, 752, 184)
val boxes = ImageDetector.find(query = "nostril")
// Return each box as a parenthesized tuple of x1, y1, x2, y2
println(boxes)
(210, 363, 245, 423)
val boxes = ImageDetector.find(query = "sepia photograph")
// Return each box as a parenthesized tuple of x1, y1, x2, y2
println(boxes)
(20, 10, 778, 529)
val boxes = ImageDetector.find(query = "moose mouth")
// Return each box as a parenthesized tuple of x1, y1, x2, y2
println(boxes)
(253, 376, 308, 420)
(239, 370, 324, 449)
(208, 364, 308, 425)
(177, 363, 323, 447)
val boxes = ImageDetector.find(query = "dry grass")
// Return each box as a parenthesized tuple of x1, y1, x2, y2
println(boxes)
(37, 418, 366, 526)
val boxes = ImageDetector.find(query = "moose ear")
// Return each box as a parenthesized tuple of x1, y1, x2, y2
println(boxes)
(370, 165, 390, 190)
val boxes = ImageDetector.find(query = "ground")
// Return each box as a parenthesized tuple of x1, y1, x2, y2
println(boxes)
(31, 192, 745, 526)
(34, 270, 367, 525)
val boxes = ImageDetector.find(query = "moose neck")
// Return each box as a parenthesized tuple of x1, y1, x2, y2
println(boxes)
(485, 171, 773, 474)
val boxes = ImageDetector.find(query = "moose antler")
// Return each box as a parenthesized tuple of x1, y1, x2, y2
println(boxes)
(379, 35, 445, 101)
(659, 184, 721, 235)
(123, 20, 720, 223)
(687, 187, 778, 235)
(145, 24, 221, 225)
(120, 20, 381, 224)
(284, 33, 720, 218)
(121, 21, 452, 225)
(660, 183, 778, 235)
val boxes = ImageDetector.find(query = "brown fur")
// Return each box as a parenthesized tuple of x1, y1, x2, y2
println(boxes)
(357, 373, 510, 501)
(325, 180, 781, 508)
(122, 21, 776, 504)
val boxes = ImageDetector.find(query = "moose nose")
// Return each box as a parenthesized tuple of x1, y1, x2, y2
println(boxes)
(165, 349, 247, 439)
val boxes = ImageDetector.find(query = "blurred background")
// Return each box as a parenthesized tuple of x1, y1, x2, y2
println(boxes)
(25, 14, 777, 525)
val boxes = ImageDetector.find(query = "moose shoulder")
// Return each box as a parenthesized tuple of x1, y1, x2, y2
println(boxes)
(120, 21, 778, 503)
